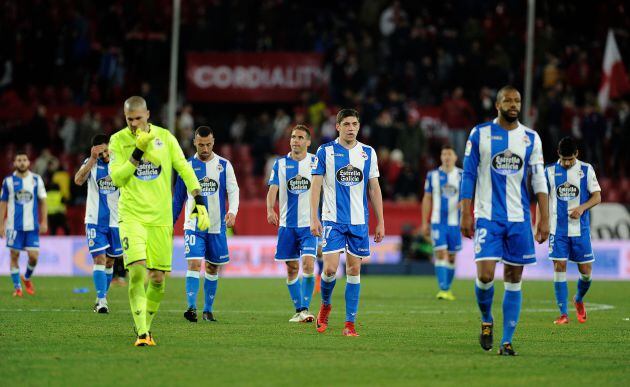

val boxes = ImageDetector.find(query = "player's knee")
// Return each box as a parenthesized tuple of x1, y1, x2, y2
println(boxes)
(188, 260, 201, 271)
(105, 257, 115, 268)
(578, 263, 592, 276)
(149, 270, 165, 284)
(205, 264, 219, 276)
(553, 261, 567, 272)
(477, 273, 494, 284)
(94, 255, 107, 265)
(302, 259, 315, 274)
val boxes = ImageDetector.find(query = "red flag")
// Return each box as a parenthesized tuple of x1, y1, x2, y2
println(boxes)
(598, 30, 630, 109)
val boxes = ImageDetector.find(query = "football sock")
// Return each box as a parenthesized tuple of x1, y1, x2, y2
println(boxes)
(320, 273, 336, 306)
(287, 277, 302, 312)
(105, 267, 114, 292)
(128, 265, 148, 335)
(475, 278, 494, 323)
(10, 267, 20, 289)
(575, 274, 592, 302)
(444, 261, 456, 290)
(301, 273, 315, 310)
(24, 264, 36, 280)
(345, 275, 361, 323)
(145, 279, 166, 331)
(203, 273, 218, 312)
(553, 271, 568, 315)
(435, 260, 447, 291)
(185, 270, 200, 309)
(501, 282, 522, 344)
(93, 264, 107, 299)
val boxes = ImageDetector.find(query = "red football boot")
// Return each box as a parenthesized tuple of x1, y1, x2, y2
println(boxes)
(13, 288, 23, 297)
(316, 304, 331, 333)
(574, 299, 587, 323)
(553, 314, 569, 325)
(21, 276, 35, 295)
(342, 322, 359, 337)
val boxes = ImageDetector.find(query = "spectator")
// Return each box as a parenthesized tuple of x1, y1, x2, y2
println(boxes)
(441, 87, 476, 158)
(46, 182, 69, 236)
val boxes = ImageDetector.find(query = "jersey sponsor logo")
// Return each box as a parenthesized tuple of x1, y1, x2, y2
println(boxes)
(15, 189, 34, 204)
(491, 150, 523, 175)
(134, 161, 162, 181)
(97, 176, 117, 194)
(287, 174, 311, 194)
(441, 184, 458, 198)
(556, 182, 579, 201)
(336, 164, 363, 186)
(199, 176, 219, 196)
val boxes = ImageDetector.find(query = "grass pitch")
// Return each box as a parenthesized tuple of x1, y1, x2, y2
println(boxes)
(1, 276, 629, 386)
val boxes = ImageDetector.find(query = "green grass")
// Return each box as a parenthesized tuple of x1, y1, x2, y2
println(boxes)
(1, 276, 629, 386)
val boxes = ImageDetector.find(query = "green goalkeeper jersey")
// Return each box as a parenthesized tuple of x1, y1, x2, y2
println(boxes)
(109, 124, 200, 226)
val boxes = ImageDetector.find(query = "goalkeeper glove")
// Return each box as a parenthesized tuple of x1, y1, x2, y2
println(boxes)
(135, 129, 155, 151)
(191, 195, 210, 231)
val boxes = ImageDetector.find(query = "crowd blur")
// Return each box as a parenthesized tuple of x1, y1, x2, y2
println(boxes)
(1, 0, 629, 212)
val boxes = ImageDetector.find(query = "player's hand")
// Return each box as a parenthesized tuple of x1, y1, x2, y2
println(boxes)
(267, 209, 278, 226)
(135, 129, 155, 151)
(40, 222, 48, 235)
(311, 218, 323, 237)
(460, 212, 474, 239)
(374, 222, 385, 243)
(419, 223, 430, 238)
(569, 207, 584, 219)
(535, 216, 550, 244)
(225, 212, 236, 228)
(190, 197, 210, 231)
(90, 144, 106, 160)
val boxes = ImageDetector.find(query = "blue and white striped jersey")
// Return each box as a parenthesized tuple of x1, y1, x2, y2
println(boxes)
(461, 119, 547, 222)
(173, 153, 239, 234)
(546, 160, 600, 237)
(84, 158, 119, 227)
(312, 139, 379, 225)
(424, 167, 462, 226)
(1, 171, 47, 231)
(268, 153, 316, 228)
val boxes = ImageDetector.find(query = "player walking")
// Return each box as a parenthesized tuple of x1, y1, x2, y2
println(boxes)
(460, 86, 549, 356)
(173, 126, 239, 323)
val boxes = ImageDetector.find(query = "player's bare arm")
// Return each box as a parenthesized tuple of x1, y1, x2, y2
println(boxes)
(74, 145, 105, 185)
(266, 185, 279, 226)
(535, 192, 549, 243)
(0, 200, 6, 238)
(569, 191, 601, 219)
(460, 198, 474, 239)
(368, 177, 385, 243)
(39, 198, 48, 234)
(310, 175, 323, 237)
(420, 192, 432, 237)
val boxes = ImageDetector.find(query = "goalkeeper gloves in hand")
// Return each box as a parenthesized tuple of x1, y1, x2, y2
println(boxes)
(135, 129, 155, 151)
(191, 195, 210, 231)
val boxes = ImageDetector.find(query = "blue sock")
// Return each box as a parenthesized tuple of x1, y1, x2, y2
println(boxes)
(93, 264, 107, 299)
(105, 267, 113, 293)
(575, 274, 592, 302)
(185, 270, 200, 309)
(445, 263, 455, 290)
(345, 275, 361, 323)
(435, 261, 447, 291)
(475, 278, 494, 323)
(25, 264, 35, 280)
(287, 277, 302, 312)
(553, 272, 568, 315)
(10, 268, 21, 289)
(203, 273, 218, 312)
(320, 273, 336, 306)
(501, 282, 522, 344)
(316, 259, 323, 276)
(301, 273, 315, 310)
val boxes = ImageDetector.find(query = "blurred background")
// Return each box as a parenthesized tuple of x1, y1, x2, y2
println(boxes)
(0, 0, 629, 277)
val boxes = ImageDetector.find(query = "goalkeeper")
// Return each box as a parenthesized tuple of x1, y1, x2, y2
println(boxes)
(109, 96, 210, 347)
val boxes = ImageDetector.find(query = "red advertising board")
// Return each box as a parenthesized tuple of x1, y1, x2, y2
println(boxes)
(186, 52, 327, 102)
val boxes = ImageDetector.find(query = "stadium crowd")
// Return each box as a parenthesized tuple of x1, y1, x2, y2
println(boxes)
(1, 0, 629, 218)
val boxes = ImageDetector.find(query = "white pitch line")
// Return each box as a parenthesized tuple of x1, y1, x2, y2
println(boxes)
(0, 303, 615, 315)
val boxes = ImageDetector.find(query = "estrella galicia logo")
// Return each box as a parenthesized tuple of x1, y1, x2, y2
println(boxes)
(287, 175, 311, 194)
(134, 161, 161, 181)
(441, 184, 458, 198)
(491, 150, 523, 175)
(97, 176, 117, 194)
(15, 190, 33, 204)
(336, 164, 363, 187)
(556, 182, 579, 201)
(199, 176, 219, 196)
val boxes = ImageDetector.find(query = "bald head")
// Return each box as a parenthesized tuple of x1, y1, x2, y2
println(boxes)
(124, 96, 148, 112)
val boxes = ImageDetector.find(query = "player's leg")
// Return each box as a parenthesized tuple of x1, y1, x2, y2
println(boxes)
(202, 232, 229, 322)
(144, 226, 174, 336)
(549, 234, 569, 324)
(105, 256, 115, 292)
(572, 234, 594, 323)
(431, 224, 449, 296)
(314, 242, 323, 293)
(343, 224, 370, 336)
(9, 249, 22, 296)
(444, 225, 461, 298)
(106, 227, 123, 291)
(276, 227, 303, 321)
(285, 260, 303, 321)
(92, 252, 109, 312)
(145, 268, 166, 334)
(184, 230, 204, 322)
(22, 248, 39, 295)
(298, 228, 317, 320)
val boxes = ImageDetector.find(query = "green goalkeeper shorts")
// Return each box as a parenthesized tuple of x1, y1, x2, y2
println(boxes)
(119, 221, 173, 271)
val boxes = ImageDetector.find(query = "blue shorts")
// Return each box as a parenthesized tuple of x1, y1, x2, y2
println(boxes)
(86, 224, 123, 258)
(321, 221, 370, 259)
(6, 230, 39, 251)
(185, 230, 229, 265)
(474, 218, 536, 266)
(431, 224, 462, 253)
(549, 232, 594, 263)
(275, 226, 318, 261)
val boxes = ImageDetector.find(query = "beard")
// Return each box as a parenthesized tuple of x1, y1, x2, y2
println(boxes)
(16, 166, 28, 173)
(499, 108, 519, 123)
